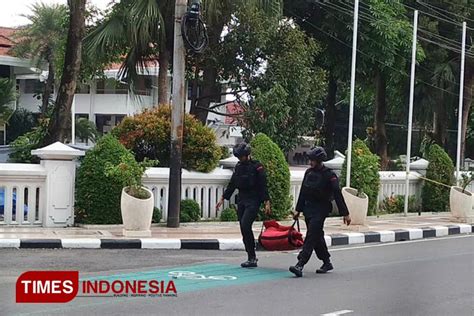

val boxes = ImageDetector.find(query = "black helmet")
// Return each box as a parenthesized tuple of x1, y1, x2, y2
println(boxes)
(233, 142, 251, 158)
(307, 146, 327, 162)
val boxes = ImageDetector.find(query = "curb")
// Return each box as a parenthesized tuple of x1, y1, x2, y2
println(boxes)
(0, 224, 472, 250)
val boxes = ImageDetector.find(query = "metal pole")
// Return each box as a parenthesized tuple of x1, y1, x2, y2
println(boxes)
(455, 22, 467, 186)
(404, 10, 418, 217)
(346, 0, 359, 187)
(168, 0, 187, 227)
(71, 95, 75, 145)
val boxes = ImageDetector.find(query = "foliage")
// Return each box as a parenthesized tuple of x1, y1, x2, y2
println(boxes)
(217, 7, 326, 153)
(460, 173, 473, 193)
(152, 207, 162, 223)
(6, 109, 37, 144)
(0, 79, 16, 123)
(8, 117, 49, 163)
(381, 195, 418, 214)
(105, 154, 157, 199)
(250, 133, 291, 220)
(112, 105, 221, 173)
(75, 118, 99, 143)
(75, 135, 132, 224)
(220, 146, 230, 160)
(421, 144, 454, 212)
(220, 205, 238, 221)
(180, 199, 201, 223)
(340, 139, 381, 215)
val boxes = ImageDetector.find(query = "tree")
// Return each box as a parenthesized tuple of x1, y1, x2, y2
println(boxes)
(12, 3, 68, 115)
(85, 0, 173, 104)
(215, 7, 326, 152)
(0, 79, 16, 124)
(43, 0, 86, 144)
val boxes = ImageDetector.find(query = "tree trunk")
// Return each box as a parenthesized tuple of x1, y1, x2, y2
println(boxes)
(189, 20, 225, 124)
(43, 0, 86, 144)
(374, 69, 389, 170)
(158, 48, 170, 105)
(41, 52, 55, 115)
(460, 67, 473, 163)
(323, 76, 337, 159)
(434, 94, 447, 147)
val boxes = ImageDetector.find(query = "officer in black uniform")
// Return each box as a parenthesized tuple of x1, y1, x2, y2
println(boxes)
(289, 146, 351, 277)
(216, 142, 271, 268)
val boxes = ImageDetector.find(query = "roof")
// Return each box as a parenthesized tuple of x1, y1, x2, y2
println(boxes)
(0, 27, 16, 56)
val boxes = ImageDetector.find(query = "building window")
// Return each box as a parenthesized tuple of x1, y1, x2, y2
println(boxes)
(24, 80, 44, 94)
(96, 78, 128, 95)
(95, 114, 125, 135)
(75, 83, 90, 94)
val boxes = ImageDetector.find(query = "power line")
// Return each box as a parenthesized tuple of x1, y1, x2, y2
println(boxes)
(289, 10, 468, 100)
(416, 0, 474, 23)
(317, 2, 465, 87)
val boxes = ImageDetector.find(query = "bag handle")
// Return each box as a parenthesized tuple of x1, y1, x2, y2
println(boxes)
(291, 219, 300, 232)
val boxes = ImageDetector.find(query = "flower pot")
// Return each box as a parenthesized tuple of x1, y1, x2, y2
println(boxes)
(121, 186, 154, 237)
(449, 186, 473, 223)
(342, 187, 369, 225)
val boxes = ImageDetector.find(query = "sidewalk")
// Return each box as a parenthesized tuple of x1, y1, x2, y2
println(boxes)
(0, 213, 472, 250)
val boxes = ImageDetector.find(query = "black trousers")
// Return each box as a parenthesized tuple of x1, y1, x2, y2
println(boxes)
(237, 199, 259, 259)
(297, 215, 330, 265)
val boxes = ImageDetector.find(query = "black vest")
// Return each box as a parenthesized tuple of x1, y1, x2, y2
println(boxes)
(301, 167, 333, 202)
(234, 161, 259, 190)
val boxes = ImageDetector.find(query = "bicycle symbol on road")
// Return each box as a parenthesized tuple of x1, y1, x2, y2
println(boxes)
(168, 271, 237, 281)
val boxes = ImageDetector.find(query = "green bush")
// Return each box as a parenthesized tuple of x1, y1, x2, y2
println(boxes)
(250, 133, 292, 220)
(112, 106, 221, 173)
(220, 146, 230, 160)
(8, 118, 48, 163)
(153, 207, 162, 223)
(421, 144, 454, 212)
(381, 195, 418, 214)
(180, 199, 201, 222)
(75, 135, 131, 224)
(220, 205, 238, 221)
(6, 108, 37, 143)
(341, 139, 381, 215)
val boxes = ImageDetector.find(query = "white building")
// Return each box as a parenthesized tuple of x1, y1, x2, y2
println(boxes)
(0, 26, 242, 147)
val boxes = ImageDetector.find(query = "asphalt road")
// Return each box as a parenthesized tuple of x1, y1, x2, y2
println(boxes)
(1, 235, 473, 316)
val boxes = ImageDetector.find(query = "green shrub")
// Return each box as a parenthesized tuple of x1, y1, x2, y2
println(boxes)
(75, 135, 131, 224)
(341, 139, 381, 215)
(381, 195, 418, 214)
(112, 106, 221, 173)
(421, 144, 454, 212)
(6, 108, 37, 143)
(250, 133, 292, 220)
(9, 118, 48, 163)
(180, 199, 201, 222)
(220, 146, 230, 160)
(220, 205, 238, 221)
(153, 207, 162, 223)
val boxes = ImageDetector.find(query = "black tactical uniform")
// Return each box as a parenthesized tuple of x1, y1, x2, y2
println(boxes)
(222, 144, 269, 267)
(290, 147, 350, 277)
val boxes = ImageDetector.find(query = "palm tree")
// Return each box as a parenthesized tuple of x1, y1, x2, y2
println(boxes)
(12, 3, 68, 115)
(0, 79, 16, 122)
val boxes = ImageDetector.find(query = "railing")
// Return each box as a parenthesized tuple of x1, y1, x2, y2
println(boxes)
(0, 164, 46, 225)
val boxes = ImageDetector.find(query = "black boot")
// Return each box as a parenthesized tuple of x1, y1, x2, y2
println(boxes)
(241, 257, 258, 268)
(289, 261, 304, 277)
(316, 261, 333, 274)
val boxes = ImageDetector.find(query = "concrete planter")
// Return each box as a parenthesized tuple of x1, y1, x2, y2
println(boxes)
(342, 187, 369, 225)
(449, 186, 473, 223)
(121, 187, 154, 237)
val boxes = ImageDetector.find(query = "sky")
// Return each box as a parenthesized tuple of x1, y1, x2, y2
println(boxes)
(0, 0, 113, 27)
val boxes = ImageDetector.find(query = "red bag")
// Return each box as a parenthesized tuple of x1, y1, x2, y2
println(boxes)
(258, 219, 304, 251)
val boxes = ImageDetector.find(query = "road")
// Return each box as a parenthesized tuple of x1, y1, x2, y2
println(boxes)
(1, 235, 473, 316)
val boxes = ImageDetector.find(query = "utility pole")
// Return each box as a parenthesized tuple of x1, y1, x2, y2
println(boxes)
(404, 10, 418, 217)
(455, 22, 467, 186)
(168, 0, 187, 228)
(346, 0, 359, 187)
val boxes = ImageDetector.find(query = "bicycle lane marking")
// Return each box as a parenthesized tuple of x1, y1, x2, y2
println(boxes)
(14, 263, 290, 316)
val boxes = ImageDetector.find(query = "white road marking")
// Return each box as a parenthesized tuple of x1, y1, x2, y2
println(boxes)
(321, 309, 353, 316)
(289, 234, 473, 255)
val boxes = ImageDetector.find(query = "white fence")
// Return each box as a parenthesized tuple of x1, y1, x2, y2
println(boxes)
(1, 143, 472, 225)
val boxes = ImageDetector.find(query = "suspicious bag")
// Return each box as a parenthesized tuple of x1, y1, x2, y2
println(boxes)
(258, 219, 304, 251)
